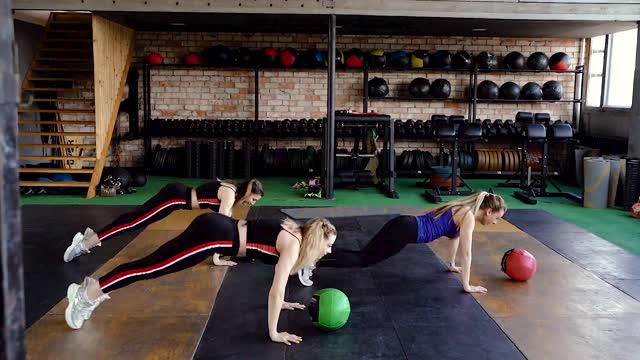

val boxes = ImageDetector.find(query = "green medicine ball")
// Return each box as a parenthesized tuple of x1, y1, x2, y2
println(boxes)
(308, 288, 351, 331)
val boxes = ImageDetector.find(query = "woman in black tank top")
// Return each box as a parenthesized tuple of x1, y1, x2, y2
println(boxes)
(64, 212, 338, 346)
(63, 178, 264, 265)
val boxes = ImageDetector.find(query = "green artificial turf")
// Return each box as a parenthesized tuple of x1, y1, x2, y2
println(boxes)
(20, 176, 640, 255)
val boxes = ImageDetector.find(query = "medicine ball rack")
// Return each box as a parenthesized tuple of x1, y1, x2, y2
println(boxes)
(361, 65, 585, 128)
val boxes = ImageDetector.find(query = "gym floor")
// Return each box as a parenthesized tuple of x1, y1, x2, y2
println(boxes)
(21, 177, 640, 359)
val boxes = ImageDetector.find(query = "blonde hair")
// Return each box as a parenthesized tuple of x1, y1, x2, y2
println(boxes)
(432, 191, 507, 220)
(281, 217, 337, 273)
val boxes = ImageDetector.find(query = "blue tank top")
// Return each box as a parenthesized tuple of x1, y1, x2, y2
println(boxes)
(416, 208, 461, 243)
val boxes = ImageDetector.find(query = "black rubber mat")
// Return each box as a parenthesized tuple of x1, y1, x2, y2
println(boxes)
(504, 209, 640, 301)
(23, 205, 141, 327)
(195, 214, 524, 359)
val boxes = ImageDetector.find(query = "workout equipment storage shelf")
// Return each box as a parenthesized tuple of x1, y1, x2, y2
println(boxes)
(369, 96, 468, 102)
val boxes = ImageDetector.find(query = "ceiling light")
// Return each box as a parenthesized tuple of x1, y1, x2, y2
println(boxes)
(171, 22, 185, 26)
(472, 28, 487, 32)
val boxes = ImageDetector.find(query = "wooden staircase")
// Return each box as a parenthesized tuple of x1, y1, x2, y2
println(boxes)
(18, 12, 136, 198)
(18, 12, 97, 193)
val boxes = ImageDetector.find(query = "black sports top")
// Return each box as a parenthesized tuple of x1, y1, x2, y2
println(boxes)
(245, 218, 301, 265)
(194, 181, 236, 210)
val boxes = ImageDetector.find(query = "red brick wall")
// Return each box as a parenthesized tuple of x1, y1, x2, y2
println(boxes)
(109, 32, 580, 167)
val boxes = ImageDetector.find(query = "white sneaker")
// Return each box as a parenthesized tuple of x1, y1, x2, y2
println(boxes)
(297, 265, 316, 287)
(63, 228, 98, 262)
(64, 277, 109, 329)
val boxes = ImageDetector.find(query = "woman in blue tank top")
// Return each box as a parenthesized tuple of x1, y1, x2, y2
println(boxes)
(300, 192, 507, 294)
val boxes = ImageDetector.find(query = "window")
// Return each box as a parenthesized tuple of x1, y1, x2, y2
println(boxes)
(587, 28, 638, 108)
(587, 36, 605, 107)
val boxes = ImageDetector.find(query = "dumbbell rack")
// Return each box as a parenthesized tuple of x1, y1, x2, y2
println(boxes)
(332, 113, 398, 199)
(142, 63, 261, 172)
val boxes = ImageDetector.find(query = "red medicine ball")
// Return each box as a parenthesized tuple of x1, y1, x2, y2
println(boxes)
(183, 52, 202, 65)
(279, 48, 298, 67)
(549, 52, 572, 71)
(146, 52, 164, 65)
(501, 248, 537, 281)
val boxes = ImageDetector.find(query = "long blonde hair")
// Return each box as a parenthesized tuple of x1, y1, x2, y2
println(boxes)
(281, 217, 337, 273)
(432, 191, 507, 219)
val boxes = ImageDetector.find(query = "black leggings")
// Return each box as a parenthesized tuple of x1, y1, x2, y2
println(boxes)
(319, 215, 418, 268)
(96, 183, 191, 242)
(99, 212, 239, 293)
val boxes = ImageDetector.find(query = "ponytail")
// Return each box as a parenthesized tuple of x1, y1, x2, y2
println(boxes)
(432, 191, 506, 219)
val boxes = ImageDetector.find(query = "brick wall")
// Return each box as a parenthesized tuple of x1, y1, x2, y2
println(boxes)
(109, 32, 580, 168)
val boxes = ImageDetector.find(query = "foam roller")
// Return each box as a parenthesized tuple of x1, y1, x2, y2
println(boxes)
(583, 157, 610, 209)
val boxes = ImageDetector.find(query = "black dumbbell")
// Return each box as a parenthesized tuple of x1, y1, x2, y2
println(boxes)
(394, 119, 404, 137)
(503, 119, 516, 137)
(415, 120, 425, 137)
(299, 119, 308, 135)
(404, 119, 416, 137)
(222, 120, 232, 136)
(282, 119, 291, 136)
(290, 119, 299, 136)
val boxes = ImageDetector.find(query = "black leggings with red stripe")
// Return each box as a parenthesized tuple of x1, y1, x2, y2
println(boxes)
(99, 212, 239, 293)
(96, 183, 192, 242)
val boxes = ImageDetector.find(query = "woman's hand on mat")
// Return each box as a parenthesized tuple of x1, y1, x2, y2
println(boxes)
(282, 301, 305, 310)
(212, 253, 237, 266)
(464, 285, 488, 293)
(271, 331, 302, 345)
(447, 264, 462, 273)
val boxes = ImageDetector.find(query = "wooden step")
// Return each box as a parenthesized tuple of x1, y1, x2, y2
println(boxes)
(43, 38, 92, 43)
(36, 58, 92, 62)
(27, 77, 75, 81)
(18, 109, 94, 114)
(20, 156, 96, 161)
(23, 87, 83, 92)
(19, 132, 95, 137)
(47, 30, 90, 34)
(31, 67, 93, 72)
(20, 181, 91, 187)
(19, 144, 96, 149)
(19, 120, 95, 126)
(50, 20, 92, 25)
(40, 48, 92, 52)
(31, 98, 94, 103)
(19, 168, 94, 174)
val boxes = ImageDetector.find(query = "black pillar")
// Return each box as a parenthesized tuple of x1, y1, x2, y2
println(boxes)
(323, 14, 336, 199)
(629, 21, 640, 158)
(1, 2, 26, 359)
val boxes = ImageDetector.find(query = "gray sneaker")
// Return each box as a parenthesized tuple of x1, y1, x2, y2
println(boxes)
(65, 277, 109, 329)
(63, 228, 97, 262)
(297, 265, 316, 287)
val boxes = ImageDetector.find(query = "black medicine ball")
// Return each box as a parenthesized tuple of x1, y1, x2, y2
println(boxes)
(408, 78, 430, 98)
(452, 51, 473, 70)
(476, 51, 498, 70)
(527, 52, 549, 70)
(387, 50, 410, 68)
(430, 50, 452, 69)
(368, 77, 389, 98)
(504, 51, 526, 70)
(202, 45, 234, 66)
(236, 47, 256, 67)
(477, 80, 499, 99)
(368, 49, 386, 68)
(430, 79, 451, 99)
(521, 82, 543, 100)
(499, 82, 521, 100)
(542, 80, 564, 100)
